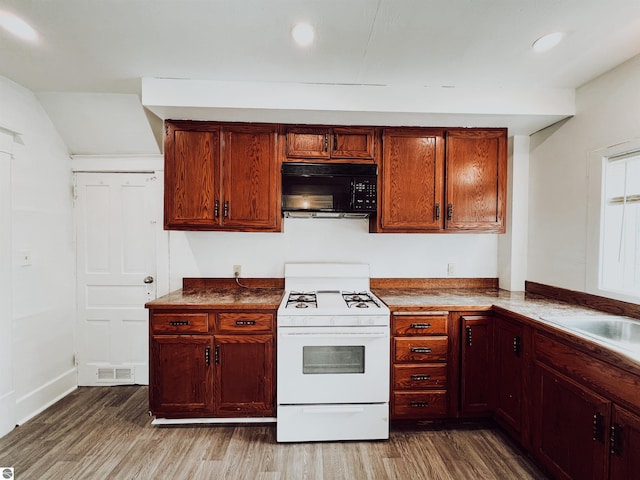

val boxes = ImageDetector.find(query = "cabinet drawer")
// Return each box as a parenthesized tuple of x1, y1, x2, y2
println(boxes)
(394, 337, 448, 362)
(217, 312, 274, 333)
(393, 313, 448, 335)
(393, 364, 447, 390)
(393, 391, 448, 418)
(151, 312, 209, 334)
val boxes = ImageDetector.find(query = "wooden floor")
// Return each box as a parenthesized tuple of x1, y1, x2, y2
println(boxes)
(0, 386, 548, 480)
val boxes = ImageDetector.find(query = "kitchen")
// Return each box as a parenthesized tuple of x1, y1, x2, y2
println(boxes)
(1, 1, 640, 479)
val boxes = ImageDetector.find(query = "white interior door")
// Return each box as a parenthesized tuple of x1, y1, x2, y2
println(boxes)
(75, 172, 161, 386)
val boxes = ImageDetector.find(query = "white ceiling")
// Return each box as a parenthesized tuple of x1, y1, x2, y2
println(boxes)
(2, 0, 640, 154)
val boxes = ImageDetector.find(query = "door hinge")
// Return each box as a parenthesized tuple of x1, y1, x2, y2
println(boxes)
(610, 423, 623, 456)
(215, 345, 220, 365)
(592, 412, 605, 443)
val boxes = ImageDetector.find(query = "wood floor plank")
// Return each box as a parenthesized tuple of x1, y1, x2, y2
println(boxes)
(0, 386, 549, 480)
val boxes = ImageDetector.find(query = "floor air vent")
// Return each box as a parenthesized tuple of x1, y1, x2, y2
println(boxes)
(97, 367, 134, 382)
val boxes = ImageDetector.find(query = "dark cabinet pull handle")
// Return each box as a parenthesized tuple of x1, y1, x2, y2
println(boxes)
(410, 323, 432, 329)
(610, 424, 623, 456)
(169, 320, 190, 326)
(466, 325, 473, 346)
(593, 412, 605, 443)
(214, 200, 220, 218)
(235, 320, 256, 326)
(214, 345, 220, 365)
(323, 134, 329, 152)
(223, 201, 229, 218)
(411, 374, 432, 381)
(435, 203, 440, 221)
(447, 203, 453, 221)
(411, 347, 432, 354)
(409, 402, 429, 408)
(333, 133, 338, 151)
(205, 347, 210, 367)
(513, 336, 522, 357)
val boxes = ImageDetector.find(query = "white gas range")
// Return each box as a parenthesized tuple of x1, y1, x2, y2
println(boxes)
(276, 263, 390, 443)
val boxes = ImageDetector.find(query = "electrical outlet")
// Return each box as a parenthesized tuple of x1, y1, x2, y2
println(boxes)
(447, 263, 456, 276)
(233, 265, 242, 278)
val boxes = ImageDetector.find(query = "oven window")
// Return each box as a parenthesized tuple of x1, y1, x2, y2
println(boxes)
(302, 346, 365, 374)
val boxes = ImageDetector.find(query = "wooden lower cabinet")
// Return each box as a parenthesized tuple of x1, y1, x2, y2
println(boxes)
(149, 335, 214, 416)
(533, 362, 611, 480)
(390, 310, 449, 419)
(493, 315, 525, 434)
(459, 314, 492, 415)
(149, 309, 275, 419)
(214, 334, 274, 416)
(610, 405, 640, 479)
(531, 332, 640, 480)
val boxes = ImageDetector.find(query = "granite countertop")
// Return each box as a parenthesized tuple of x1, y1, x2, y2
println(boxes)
(375, 287, 640, 371)
(146, 285, 639, 371)
(145, 287, 284, 310)
(373, 288, 606, 320)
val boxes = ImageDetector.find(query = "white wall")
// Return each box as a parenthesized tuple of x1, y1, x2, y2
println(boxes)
(0, 76, 76, 436)
(528, 54, 640, 292)
(167, 220, 499, 291)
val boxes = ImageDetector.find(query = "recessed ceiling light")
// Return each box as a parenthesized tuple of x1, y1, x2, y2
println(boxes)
(291, 22, 315, 47)
(0, 11, 38, 42)
(532, 32, 564, 53)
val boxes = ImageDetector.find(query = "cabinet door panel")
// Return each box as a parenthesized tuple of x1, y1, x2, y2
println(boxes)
(214, 335, 274, 416)
(533, 363, 610, 480)
(445, 129, 506, 232)
(610, 405, 640, 480)
(331, 127, 374, 160)
(460, 315, 492, 414)
(286, 128, 329, 159)
(222, 125, 278, 229)
(380, 128, 444, 231)
(494, 316, 523, 431)
(165, 127, 220, 227)
(149, 335, 214, 415)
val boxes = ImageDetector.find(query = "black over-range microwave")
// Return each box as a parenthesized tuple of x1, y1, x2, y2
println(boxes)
(281, 162, 377, 218)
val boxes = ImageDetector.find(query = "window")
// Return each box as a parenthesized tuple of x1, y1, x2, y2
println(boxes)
(588, 145, 640, 303)
(601, 152, 640, 296)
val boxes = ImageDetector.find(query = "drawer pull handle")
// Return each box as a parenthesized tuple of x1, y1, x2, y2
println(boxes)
(169, 321, 190, 326)
(409, 401, 429, 408)
(410, 323, 432, 329)
(411, 347, 432, 354)
(235, 320, 256, 326)
(411, 374, 432, 381)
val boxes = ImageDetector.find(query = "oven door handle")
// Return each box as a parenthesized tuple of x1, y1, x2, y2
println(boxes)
(302, 406, 366, 414)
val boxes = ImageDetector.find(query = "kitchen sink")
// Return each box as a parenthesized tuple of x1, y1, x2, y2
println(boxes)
(541, 315, 640, 358)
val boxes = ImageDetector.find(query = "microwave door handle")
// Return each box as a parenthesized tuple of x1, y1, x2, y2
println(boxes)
(350, 179, 356, 208)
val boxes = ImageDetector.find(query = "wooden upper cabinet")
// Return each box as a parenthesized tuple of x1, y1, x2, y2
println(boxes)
(445, 128, 507, 232)
(285, 126, 375, 161)
(222, 125, 279, 230)
(164, 124, 220, 228)
(164, 121, 280, 232)
(376, 128, 445, 231)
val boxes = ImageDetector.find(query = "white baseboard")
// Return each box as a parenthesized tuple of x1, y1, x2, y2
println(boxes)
(0, 389, 16, 438)
(15, 368, 77, 425)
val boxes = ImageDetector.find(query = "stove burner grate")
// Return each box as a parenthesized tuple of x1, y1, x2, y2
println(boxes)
(286, 291, 317, 309)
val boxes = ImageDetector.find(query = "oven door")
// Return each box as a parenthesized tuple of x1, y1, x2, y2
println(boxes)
(277, 326, 390, 404)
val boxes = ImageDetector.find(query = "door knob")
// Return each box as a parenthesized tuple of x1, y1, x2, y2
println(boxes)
(143, 276, 154, 284)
